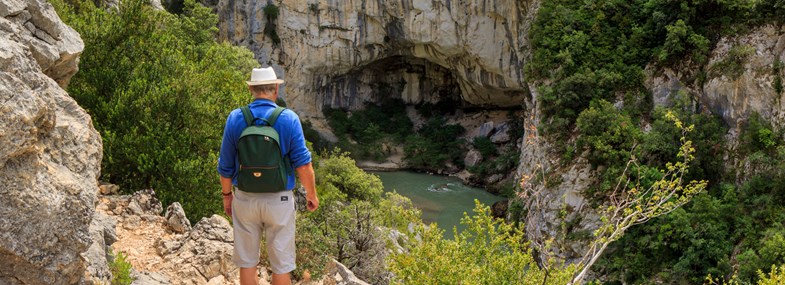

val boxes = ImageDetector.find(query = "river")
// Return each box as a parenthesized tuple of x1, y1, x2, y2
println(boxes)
(372, 171, 504, 237)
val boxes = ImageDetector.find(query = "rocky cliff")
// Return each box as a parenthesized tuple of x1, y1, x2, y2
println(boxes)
(211, 0, 538, 118)
(518, 23, 785, 263)
(648, 24, 785, 180)
(0, 0, 102, 283)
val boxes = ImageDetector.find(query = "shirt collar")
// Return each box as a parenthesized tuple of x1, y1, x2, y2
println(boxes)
(250, 98, 277, 107)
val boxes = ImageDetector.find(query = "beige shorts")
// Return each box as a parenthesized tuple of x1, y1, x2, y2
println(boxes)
(231, 189, 296, 274)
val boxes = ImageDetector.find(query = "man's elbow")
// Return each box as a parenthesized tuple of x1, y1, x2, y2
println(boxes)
(295, 162, 313, 171)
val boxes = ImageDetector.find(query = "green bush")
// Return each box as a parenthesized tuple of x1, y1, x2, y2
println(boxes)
(110, 251, 134, 285)
(388, 201, 577, 284)
(294, 150, 421, 284)
(316, 149, 384, 203)
(403, 117, 466, 170)
(575, 100, 642, 167)
(472, 136, 497, 157)
(323, 99, 413, 161)
(742, 113, 781, 154)
(52, 0, 257, 220)
(263, 4, 280, 45)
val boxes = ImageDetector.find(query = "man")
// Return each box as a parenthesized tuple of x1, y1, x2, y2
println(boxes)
(218, 67, 319, 285)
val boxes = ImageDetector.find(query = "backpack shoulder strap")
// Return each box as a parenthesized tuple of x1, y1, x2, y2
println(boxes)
(267, 107, 286, 127)
(240, 106, 254, 126)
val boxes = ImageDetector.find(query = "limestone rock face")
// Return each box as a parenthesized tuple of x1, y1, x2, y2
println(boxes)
(511, 89, 602, 264)
(213, 0, 539, 118)
(0, 0, 101, 283)
(83, 211, 117, 284)
(699, 24, 785, 130)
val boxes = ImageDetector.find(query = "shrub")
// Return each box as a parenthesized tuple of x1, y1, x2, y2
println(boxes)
(575, 99, 642, 167)
(388, 201, 577, 284)
(110, 251, 134, 285)
(709, 44, 756, 80)
(53, 0, 258, 220)
(263, 4, 280, 45)
(472, 136, 497, 157)
(316, 149, 384, 203)
(403, 117, 466, 170)
(294, 150, 420, 284)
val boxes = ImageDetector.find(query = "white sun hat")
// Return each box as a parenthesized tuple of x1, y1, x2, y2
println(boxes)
(246, 67, 285, 86)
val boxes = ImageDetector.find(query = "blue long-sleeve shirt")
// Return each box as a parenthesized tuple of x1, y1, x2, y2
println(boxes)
(217, 99, 311, 190)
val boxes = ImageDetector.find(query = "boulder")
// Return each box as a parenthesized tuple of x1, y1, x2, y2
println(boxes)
(164, 202, 191, 234)
(476, 121, 495, 138)
(98, 182, 120, 195)
(131, 271, 171, 285)
(464, 149, 483, 168)
(158, 215, 235, 284)
(324, 259, 371, 285)
(126, 189, 163, 216)
(490, 122, 511, 143)
(0, 0, 101, 283)
(485, 174, 504, 185)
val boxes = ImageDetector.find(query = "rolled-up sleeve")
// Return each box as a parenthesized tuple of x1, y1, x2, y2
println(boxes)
(217, 112, 238, 178)
(287, 112, 312, 168)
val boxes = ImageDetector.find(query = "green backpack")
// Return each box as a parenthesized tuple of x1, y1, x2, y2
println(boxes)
(237, 106, 291, 193)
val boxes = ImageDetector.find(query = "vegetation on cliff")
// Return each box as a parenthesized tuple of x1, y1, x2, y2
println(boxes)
(529, 0, 785, 283)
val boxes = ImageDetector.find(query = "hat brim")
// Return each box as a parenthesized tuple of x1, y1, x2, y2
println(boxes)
(246, 79, 285, 86)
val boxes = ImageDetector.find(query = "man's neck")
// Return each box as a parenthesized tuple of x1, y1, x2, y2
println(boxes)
(254, 95, 275, 101)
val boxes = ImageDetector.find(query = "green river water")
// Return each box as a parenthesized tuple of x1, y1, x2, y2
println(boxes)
(372, 171, 504, 236)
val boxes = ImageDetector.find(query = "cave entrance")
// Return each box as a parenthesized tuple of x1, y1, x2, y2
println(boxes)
(317, 55, 463, 112)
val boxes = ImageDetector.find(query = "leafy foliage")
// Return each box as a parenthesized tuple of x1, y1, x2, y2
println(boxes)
(571, 112, 707, 284)
(324, 99, 413, 161)
(110, 251, 134, 285)
(529, 0, 766, 138)
(576, 99, 642, 167)
(599, 133, 785, 285)
(472, 136, 497, 158)
(388, 201, 578, 285)
(403, 117, 466, 170)
(295, 150, 421, 284)
(263, 4, 280, 45)
(52, 0, 257, 220)
(315, 149, 384, 203)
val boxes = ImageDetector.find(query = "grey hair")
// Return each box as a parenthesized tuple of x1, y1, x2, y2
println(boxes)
(250, 84, 277, 96)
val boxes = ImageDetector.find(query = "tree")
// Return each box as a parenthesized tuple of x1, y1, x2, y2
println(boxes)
(570, 111, 707, 284)
(52, 0, 258, 220)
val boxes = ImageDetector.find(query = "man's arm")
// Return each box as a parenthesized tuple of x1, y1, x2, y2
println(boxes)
(295, 163, 318, 211)
(221, 175, 234, 216)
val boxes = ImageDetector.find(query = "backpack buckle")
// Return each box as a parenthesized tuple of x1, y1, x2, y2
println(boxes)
(254, 172, 262, 177)
(264, 136, 270, 141)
